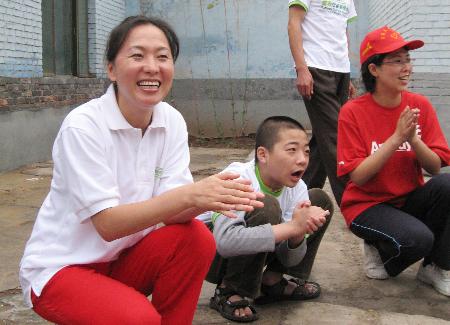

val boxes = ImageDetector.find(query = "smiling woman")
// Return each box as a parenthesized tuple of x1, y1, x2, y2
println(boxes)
(337, 26, 450, 296)
(106, 22, 175, 130)
(19, 15, 264, 325)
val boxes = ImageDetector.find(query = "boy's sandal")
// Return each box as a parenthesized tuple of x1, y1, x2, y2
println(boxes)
(254, 277, 321, 305)
(209, 286, 259, 323)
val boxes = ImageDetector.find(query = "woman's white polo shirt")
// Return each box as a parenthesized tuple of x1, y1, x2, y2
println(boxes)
(19, 85, 193, 307)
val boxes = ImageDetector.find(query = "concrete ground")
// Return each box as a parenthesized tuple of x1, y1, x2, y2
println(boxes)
(0, 146, 449, 324)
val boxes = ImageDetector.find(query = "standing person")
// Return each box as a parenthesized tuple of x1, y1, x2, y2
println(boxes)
(288, 0, 357, 205)
(337, 26, 450, 296)
(19, 16, 264, 325)
(198, 116, 332, 323)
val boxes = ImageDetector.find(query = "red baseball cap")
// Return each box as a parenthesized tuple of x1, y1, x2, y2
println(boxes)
(360, 26, 424, 65)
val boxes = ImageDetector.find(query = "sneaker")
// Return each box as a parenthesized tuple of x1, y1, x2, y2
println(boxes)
(363, 242, 389, 279)
(417, 263, 450, 296)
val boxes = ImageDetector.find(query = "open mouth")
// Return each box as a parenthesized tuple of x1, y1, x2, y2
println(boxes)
(291, 170, 303, 178)
(399, 75, 409, 81)
(137, 80, 160, 89)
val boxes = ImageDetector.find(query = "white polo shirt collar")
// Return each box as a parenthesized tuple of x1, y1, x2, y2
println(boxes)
(103, 85, 167, 132)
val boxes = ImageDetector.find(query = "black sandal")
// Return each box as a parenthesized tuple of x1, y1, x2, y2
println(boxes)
(254, 277, 321, 305)
(209, 286, 259, 323)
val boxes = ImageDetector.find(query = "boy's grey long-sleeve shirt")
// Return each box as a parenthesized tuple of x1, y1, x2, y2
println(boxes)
(213, 211, 307, 268)
(196, 160, 310, 268)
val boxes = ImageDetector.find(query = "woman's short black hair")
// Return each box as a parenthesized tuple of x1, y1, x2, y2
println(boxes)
(361, 53, 387, 93)
(105, 15, 179, 64)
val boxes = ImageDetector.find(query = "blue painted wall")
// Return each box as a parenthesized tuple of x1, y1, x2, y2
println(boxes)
(141, 0, 363, 137)
(142, 0, 298, 79)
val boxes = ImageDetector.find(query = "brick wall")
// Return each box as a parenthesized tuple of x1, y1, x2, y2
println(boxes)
(409, 72, 450, 136)
(408, 0, 450, 74)
(0, 77, 109, 110)
(0, 0, 130, 79)
(0, 0, 42, 77)
(368, 1, 413, 35)
(88, 0, 127, 77)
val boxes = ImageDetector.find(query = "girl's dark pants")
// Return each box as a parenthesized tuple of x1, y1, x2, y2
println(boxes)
(350, 174, 450, 276)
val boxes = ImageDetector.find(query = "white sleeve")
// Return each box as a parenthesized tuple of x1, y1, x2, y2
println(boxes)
(348, 0, 357, 20)
(288, 0, 309, 10)
(213, 212, 276, 257)
(53, 127, 120, 223)
(196, 211, 213, 223)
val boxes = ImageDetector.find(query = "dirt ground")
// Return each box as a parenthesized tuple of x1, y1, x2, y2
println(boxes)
(189, 134, 256, 149)
(0, 141, 449, 324)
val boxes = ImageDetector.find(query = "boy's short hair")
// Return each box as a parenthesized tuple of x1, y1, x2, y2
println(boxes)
(255, 116, 306, 162)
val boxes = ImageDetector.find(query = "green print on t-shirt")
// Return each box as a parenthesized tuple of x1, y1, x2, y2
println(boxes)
(321, 0, 349, 17)
(155, 167, 163, 180)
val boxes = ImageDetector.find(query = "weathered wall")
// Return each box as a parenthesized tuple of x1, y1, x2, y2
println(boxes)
(142, 0, 450, 139)
(167, 78, 304, 137)
(0, 0, 132, 171)
(0, 107, 72, 171)
(0, 76, 109, 171)
(142, 0, 310, 137)
(368, 0, 450, 74)
(0, 0, 42, 77)
(0, 76, 108, 109)
(146, 1, 295, 79)
(1, 0, 449, 171)
(87, 0, 127, 77)
(348, 1, 368, 77)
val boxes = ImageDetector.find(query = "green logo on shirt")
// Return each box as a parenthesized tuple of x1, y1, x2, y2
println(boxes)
(155, 167, 163, 179)
(321, 0, 349, 16)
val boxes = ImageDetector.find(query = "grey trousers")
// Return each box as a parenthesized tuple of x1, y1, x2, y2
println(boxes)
(302, 67, 350, 206)
(205, 188, 334, 298)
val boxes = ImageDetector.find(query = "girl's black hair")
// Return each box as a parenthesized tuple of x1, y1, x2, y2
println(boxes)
(360, 53, 387, 93)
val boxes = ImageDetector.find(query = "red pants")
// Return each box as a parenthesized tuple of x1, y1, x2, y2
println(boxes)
(31, 220, 215, 325)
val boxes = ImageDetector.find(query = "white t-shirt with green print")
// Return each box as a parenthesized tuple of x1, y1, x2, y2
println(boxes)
(197, 160, 309, 224)
(289, 0, 357, 72)
(196, 160, 308, 266)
